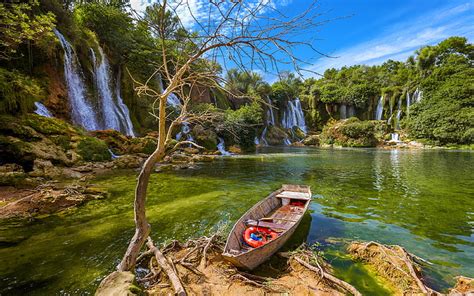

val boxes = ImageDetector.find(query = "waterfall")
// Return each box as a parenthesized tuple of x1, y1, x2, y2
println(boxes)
(390, 133, 401, 142)
(54, 29, 100, 130)
(259, 97, 276, 146)
(90, 47, 135, 136)
(283, 138, 292, 145)
(395, 99, 402, 130)
(339, 104, 347, 119)
(217, 137, 231, 156)
(254, 137, 260, 145)
(115, 70, 135, 137)
(375, 95, 384, 120)
(414, 88, 422, 103)
(34, 102, 53, 118)
(406, 91, 411, 117)
(176, 122, 194, 142)
(167, 93, 181, 108)
(266, 96, 275, 126)
(348, 105, 356, 118)
(281, 98, 307, 134)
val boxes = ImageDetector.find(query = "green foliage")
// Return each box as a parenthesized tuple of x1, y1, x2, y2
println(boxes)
(271, 72, 302, 103)
(222, 102, 262, 151)
(0, 0, 56, 60)
(321, 118, 386, 147)
(77, 137, 111, 162)
(0, 68, 45, 114)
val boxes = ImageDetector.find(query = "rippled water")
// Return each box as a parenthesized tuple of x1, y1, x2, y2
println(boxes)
(0, 147, 472, 295)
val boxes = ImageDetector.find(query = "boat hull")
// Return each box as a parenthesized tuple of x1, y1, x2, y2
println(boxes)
(222, 184, 311, 270)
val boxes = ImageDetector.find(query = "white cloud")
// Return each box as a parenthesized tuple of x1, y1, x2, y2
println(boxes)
(306, 2, 474, 76)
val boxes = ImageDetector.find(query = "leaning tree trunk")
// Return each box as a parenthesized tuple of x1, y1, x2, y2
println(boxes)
(117, 97, 168, 272)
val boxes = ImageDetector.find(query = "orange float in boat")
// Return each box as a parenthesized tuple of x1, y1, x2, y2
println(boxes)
(243, 226, 278, 248)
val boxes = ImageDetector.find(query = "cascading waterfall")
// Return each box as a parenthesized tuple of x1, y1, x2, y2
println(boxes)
(217, 137, 231, 156)
(407, 88, 423, 117)
(90, 47, 135, 136)
(406, 91, 411, 117)
(167, 93, 181, 108)
(34, 102, 53, 118)
(347, 105, 356, 118)
(115, 70, 135, 136)
(259, 97, 276, 145)
(176, 122, 194, 142)
(395, 98, 402, 130)
(54, 29, 100, 130)
(339, 104, 347, 119)
(281, 98, 307, 134)
(375, 95, 384, 120)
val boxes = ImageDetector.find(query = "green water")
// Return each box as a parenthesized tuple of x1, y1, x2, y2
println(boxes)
(0, 147, 473, 295)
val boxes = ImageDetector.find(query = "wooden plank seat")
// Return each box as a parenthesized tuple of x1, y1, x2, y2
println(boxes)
(245, 220, 292, 231)
(276, 191, 311, 200)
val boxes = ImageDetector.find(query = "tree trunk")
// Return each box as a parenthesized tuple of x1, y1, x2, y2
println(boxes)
(117, 97, 168, 272)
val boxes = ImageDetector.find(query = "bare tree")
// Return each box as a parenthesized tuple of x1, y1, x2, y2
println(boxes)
(116, 0, 326, 274)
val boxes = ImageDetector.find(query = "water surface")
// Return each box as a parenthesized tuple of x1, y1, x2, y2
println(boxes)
(0, 147, 472, 294)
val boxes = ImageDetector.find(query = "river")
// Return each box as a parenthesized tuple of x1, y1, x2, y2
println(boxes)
(0, 147, 472, 295)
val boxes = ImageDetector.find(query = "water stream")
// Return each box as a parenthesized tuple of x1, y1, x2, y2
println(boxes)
(281, 98, 307, 134)
(34, 102, 53, 118)
(375, 95, 384, 120)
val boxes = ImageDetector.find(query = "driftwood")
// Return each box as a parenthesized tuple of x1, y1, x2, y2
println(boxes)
(146, 237, 186, 296)
(279, 250, 362, 296)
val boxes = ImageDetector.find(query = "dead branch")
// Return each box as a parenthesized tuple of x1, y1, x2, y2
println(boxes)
(146, 237, 186, 296)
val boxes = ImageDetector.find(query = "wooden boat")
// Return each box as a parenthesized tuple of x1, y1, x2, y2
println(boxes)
(222, 184, 311, 270)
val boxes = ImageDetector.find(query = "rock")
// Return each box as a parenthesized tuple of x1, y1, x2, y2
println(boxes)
(265, 126, 290, 145)
(191, 124, 218, 150)
(291, 141, 305, 147)
(183, 147, 200, 154)
(28, 159, 62, 179)
(155, 164, 174, 172)
(113, 155, 144, 169)
(192, 155, 216, 162)
(95, 271, 140, 296)
(170, 153, 193, 164)
(228, 145, 242, 154)
(448, 276, 474, 295)
(303, 134, 320, 146)
(0, 164, 27, 186)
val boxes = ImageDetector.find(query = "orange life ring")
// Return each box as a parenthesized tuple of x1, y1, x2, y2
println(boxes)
(243, 226, 278, 248)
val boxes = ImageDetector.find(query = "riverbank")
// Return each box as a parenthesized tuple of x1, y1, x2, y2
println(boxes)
(97, 235, 473, 296)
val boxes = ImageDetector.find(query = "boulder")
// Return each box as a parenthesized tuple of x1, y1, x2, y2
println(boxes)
(191, 125, 218, 150)
(265, 126, 290, 146)
(113, 155, 144, 169)
(95, 271, 140, 296)
(303, 134, 320, 146)
(28, 159, 62, 179)
(228, 145, 242, 154)
(170, 153, 193, 164)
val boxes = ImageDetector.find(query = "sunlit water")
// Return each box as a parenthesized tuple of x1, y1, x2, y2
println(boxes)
(0, 147, 472, 295)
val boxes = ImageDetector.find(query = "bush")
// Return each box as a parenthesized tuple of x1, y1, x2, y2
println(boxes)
(221, 102, 263, 151)
(0, 68, 45, 115)
(321, 118, 384, 147)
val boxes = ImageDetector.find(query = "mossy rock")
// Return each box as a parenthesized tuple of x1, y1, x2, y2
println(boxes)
(192, 125, 218, 150)
(0, 115, 42, 141)
(303, 135, 320, 146)
(266, 126, 289, 146)
(23, 114, 80, 136)
(77, 137, 111, 162)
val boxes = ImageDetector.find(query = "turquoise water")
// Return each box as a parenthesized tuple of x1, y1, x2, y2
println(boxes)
(0, 147, 472, 294)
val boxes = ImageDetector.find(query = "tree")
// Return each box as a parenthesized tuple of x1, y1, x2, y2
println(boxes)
(0, 0, 55, 60)
(113, 0, 325, 290)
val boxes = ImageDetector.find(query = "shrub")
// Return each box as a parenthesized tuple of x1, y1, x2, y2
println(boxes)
(0, 68, 44, 114)
(321, 118, 383, 147)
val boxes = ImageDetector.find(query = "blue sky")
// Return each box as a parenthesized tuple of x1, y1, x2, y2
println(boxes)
(131, 0, 474, 80)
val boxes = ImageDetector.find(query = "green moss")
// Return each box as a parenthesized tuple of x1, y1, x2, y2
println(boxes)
(24, 114, 80, 136)
(77, 137, 111, 162)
